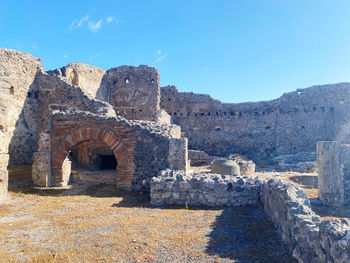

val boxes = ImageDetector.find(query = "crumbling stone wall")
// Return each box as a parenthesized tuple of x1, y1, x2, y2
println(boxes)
(150, 169, 262, 206)
(160, 84, 350, 164)
(47, 62, 106, 98)
(261, 178, 350, 263)
(97, 65, 161, 121)
(32, 70, 184, 190)
(0, 49, 43, 200)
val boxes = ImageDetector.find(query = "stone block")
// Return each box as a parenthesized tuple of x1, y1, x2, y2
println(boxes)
(168, 138, 189, 171)
(317, 141, 344, 206)
(32, 152, 51, 187)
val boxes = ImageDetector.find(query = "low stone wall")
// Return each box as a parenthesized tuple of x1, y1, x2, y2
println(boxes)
(150, 169, 262, 206)
(261, 178, 350, 263)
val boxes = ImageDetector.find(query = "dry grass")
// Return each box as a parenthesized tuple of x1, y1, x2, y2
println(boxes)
(0, 166, 298, 263)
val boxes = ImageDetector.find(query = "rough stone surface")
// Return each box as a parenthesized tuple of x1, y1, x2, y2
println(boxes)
(32, 152, 51, 187)
(229, 154, 256, 175)
(0, 48, 42, 200)
(47, 62, 106, 98)
(97, 65, 160, 121)
(316, 141, 350, 206)
(261, 178, 350, 263)
(150, 169, 262, 206)
(168, 138, 189, 171)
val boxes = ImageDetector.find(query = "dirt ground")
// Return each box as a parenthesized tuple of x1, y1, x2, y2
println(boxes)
(0, 166, 297, 263)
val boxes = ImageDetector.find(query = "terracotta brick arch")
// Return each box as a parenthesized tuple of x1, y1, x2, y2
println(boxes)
(51, 126, 135, 190)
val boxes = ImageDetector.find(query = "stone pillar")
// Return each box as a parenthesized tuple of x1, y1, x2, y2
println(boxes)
(317, 141, 344, 206)
(61, 156, 71, 187)
(32, 152, 51, 187)
(340, 144, 350, 206)
(0, 154, 9, 200)
(168, 138, 189, 171)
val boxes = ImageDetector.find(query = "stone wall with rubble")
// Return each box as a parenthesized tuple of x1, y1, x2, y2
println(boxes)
(0, 49, 43, 200)
(150, 169, 262, 206)
(33, 70, 183, 190)
(160, 84, 350, 165)
(97, 65, 162, 122)
(151, 171, 350, 262)
(261, 178, 350, 263)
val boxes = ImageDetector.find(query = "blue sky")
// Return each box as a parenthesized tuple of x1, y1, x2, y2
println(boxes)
(1, 1, 350, 103)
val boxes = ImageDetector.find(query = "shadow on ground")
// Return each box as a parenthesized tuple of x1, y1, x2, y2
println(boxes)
(205, 206, 297, 263)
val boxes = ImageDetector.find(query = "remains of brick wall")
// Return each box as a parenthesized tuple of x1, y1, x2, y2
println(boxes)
(150, 169, 262, 206)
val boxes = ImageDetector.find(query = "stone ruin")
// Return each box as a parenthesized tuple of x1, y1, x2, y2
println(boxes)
(1, 48, 350, 262)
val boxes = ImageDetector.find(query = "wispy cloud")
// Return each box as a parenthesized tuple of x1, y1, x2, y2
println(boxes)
(154, 49, 168, 63)
(69, 14, 120, 33)
(89, 53, 100, 60)
(88, 20, 102, 33)
(31, 42, 38, 49)
(63, 54, 69, 59)
(153, 49, 162, 56)
(106, 16, 114, 24)
(69, 14, 89, 30)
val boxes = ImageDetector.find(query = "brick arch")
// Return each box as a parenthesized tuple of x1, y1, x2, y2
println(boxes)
(51, 127, 135, 190)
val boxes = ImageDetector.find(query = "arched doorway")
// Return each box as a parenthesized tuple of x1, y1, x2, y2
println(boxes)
(51, 127, 135, 190)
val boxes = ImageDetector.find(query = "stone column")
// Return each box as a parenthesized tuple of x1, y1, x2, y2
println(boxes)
(317, 141, 344, 206)
(168, 138, 189, 171)
(32, 152, 51, 187)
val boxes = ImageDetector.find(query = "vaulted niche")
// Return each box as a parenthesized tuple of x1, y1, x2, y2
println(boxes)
(69, 140, 118, 171)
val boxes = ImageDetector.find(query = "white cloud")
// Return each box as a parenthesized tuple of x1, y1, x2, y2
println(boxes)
(154, 49, 168, 63)
(153, 49, 162, 56)
(63, 54, 69, 59)
(155, 53, 168, 63)
(88, 20, 102, 33)
(106, 16, 114, 24)
(89, 53, 100, 60)
(69, 14, 89, 30)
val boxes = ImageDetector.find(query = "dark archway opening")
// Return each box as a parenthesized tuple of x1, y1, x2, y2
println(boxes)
(68, 140, 118, 171)
(67, 140, 118, 185)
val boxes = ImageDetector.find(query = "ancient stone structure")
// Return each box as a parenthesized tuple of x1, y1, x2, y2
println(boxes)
(261, 178, 350, 263)
(160, 84, 350, 166)
(317, 141, 350, 206)
(150, 169, 261, 206)
(0, 49, 43, 200)
(151, 172, 350, 262)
